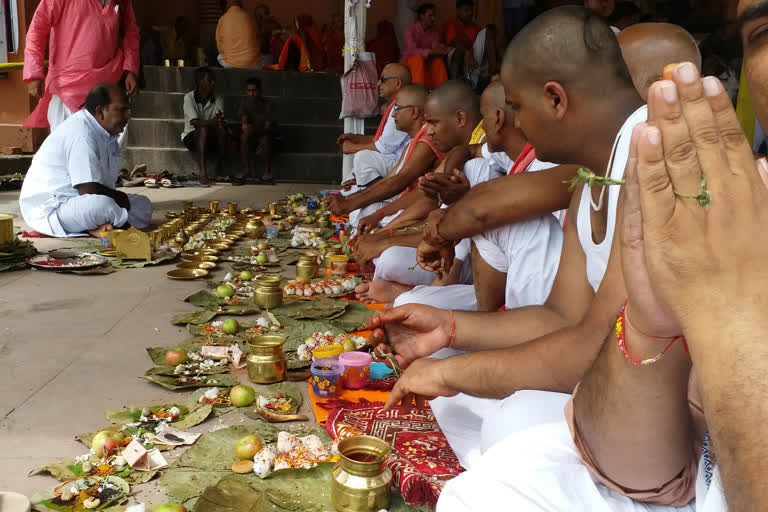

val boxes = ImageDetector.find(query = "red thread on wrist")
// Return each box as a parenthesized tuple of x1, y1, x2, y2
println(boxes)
(616, 301, 682, 366)
(448, 310, 456, 348)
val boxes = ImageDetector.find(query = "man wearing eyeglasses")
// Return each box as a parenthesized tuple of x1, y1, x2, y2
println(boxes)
(337, 63, 414, 186)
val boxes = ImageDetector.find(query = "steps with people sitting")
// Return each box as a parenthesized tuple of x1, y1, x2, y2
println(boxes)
(122, 66, 377, 184)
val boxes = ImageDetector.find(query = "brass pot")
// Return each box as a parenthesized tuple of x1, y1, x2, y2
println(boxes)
(296, 259, 318, 282)
(255, 276, 283, 309)
(209, 201, 220, 214)
(245, 219, 266, 240)
(331, 436, 393, 512)
(0, 214, 15, 245)
(246, 335, 287, 384)
(175, 231, 189, 246)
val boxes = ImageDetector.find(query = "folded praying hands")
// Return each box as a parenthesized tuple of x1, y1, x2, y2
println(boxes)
(621, 62, 768, 346)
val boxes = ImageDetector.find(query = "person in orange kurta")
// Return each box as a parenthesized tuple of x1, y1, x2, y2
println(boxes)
(216, 0, 262, 69)
(401, 3, 450, 89)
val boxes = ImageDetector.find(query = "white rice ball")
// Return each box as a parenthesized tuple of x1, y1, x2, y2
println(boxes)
(277, 432, 302, 453)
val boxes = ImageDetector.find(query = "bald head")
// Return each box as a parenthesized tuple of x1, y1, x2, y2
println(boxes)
(382, 63, 412, 84)
(481, 80, 506, 110)
(618, 23, 701, 101)
(426, 80, 481, 123)
(502, 6, 633, 97)
(397, 84, 429, 108)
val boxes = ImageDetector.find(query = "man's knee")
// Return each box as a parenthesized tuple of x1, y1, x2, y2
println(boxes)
(88, 194, 121, 212)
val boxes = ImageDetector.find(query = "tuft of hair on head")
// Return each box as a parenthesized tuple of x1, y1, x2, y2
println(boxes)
(85, 83, 124, 115)
(246, 76, 262, 89)
(503, 5, 634, 95)
(417, 3, 436, 17)
(195, 66, 215, 84)
(457, 0, 474, 8)
(427, 79, 481, 123)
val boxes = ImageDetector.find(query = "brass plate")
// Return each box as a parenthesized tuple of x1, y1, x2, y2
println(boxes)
(227, 231, 246, 237)
(181, 254, 219, 263)
(207, 243, 231, 250)
(182, 249, 219, 257)
(177, 261, 217, 270)
(99, 248, 118, 257)
(167, 268, 209, 280)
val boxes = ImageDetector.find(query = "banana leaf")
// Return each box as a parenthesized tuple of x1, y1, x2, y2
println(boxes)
(328, 301, 380, 332)
(270, 298, 347, 320)
(171, 310, 218, 325)
(144, 372, 239, 391)
(243, 382, 302, 419)
(158, 424, 332, 503)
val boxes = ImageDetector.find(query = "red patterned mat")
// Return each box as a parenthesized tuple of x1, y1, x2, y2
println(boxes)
(326, 399, 464, 508)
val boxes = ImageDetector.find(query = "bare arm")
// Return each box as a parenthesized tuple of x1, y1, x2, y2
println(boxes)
(345, 144, 437, 212)
(438, 165, 577, 240)
(342, 139, 378, 154)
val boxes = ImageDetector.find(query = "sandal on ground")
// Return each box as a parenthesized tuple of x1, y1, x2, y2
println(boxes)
(161, 176, 181, 188)
(144, 175, 160, 188)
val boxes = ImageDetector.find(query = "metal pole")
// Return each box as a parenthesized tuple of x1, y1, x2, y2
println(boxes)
(342, 0, 368, 183)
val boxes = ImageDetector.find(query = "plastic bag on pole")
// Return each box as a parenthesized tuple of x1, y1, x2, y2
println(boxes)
(339, 52, 378, 119)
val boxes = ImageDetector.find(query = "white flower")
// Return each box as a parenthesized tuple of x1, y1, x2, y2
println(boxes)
(204, 387, 221, 399)
(256, 317, 270, 328)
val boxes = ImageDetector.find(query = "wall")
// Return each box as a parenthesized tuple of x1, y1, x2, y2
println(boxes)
(0, 0, 44, 152)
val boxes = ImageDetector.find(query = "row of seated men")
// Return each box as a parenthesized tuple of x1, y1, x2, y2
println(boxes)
(328, 7, 747, 510)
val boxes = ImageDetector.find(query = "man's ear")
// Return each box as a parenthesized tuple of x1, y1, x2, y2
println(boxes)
(543, 81, 569, 121)
(455, 108, 468, 128)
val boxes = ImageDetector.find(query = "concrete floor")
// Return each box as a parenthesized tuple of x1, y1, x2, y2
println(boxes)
(0, 183, 328, 499)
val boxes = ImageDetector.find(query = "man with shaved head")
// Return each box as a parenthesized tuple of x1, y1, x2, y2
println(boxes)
(345, 80, 485, 293)
(338, 63, 413, 185)
(329, 84, 443, 233)
(618, 23, 701, 101)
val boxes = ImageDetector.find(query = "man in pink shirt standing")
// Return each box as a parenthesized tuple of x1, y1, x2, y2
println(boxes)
(23, 0, 140, 133)
(401, 3, 450, 89)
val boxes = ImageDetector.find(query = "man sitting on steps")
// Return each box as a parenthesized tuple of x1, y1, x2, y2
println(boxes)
(19, 84, 152, 238)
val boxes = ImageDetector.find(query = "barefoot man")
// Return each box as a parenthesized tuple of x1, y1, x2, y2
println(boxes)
(19, 84, 152, 238)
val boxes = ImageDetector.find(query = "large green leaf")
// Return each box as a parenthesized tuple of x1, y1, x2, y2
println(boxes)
(144, 373, 239, 391)
(271, 298, 347, 320)
(271, 316, 342, 353)
(193, 477, 265, 512)
(146, 343, 206, 365)
(328, 301, 380, 332)
(186, 290, 221, 308)
(104, 402, 213, 431)
(171, 310, 218, 326)
(145, 364, 228, 377)
(28, 459, 78, 481)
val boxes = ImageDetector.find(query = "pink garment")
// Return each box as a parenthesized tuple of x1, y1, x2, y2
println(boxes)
(23, 0, 140, 128)
(400, 22, 440, 62)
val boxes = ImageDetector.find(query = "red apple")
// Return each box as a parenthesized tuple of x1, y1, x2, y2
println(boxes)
(92, 431, 120, 458)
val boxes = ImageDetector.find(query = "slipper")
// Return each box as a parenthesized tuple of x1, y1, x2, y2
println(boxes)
(161, 176, 181, 188)
(130, 164, 148, 180)
(123, 177, 146, 187)
(144, 175, 160, 188)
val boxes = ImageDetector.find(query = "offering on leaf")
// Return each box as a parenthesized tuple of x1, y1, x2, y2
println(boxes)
(252, 432, 338, 477)
(32, 475, 130, 512)
(282, 277, 358, 299)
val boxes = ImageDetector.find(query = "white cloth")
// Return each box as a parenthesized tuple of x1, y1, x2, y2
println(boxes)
(48, 94, 127, 148)
(372, 246, 435, 286)
(577, 105, 647, 292)
(351, 149, 397, 187)
(438, 418, 698, 512)
(373, 106, 412, 161)
(20, 110, 149, 237)
(181, 90, 225, 141)
(56, 193, 152, 234)
(394, 283, 478, 311)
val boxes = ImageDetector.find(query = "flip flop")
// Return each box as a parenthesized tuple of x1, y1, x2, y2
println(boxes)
(161, 176, 181, 188)
(144, 175, 160, 188)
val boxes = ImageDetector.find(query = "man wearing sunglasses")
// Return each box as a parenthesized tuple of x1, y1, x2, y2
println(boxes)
(337, 63, 414, 186)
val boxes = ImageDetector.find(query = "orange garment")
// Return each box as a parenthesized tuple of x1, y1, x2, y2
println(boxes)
(443, 17, 481, 47)
(265, 34, 311, 72)
(405, 55, 448, 89)
(367, 20, 400, 74)
(215, 5, 261, 69)
(297, 14, 327, 71)
(309, 380, 391, 424)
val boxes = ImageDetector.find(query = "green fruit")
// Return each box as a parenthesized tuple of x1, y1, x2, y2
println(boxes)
(295, 193, 305, 200)
(235, 434, 263, 459)
(239, 271, 253, 281)
(256, 253, 268, 264)
(217, 284, 235, 299)
(230, 385, 256, 408)
(222, 319, 239, 334)
(343, 338, 356, 352)
(156, 504, 187, 512)
(304, 216, 314, 224)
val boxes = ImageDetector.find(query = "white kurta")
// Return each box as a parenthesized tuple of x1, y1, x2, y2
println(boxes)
(350, 105, 412, 186)
(19, 110, 151, 237)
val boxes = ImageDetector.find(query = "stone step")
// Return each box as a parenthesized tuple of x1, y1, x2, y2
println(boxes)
(0, 154, 32, 174)
(142, 66, 342, 98)
(125, 118, 344, 154)
(131, 91, 346, 124)
(122, 147, 341, 183)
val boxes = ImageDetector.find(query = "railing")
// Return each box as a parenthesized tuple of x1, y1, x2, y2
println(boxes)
(0, 62, 25, 70)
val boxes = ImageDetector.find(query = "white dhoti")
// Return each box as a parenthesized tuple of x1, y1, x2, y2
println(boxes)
(351, 149, 396, 187)
(394, 283, 478, 311)
(49, 95, 128, 149)
(372, 246, 435, 286)
(447, 28, 488, 88)
(55, 193, 152, 235)
(348, 201, 401, 231)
